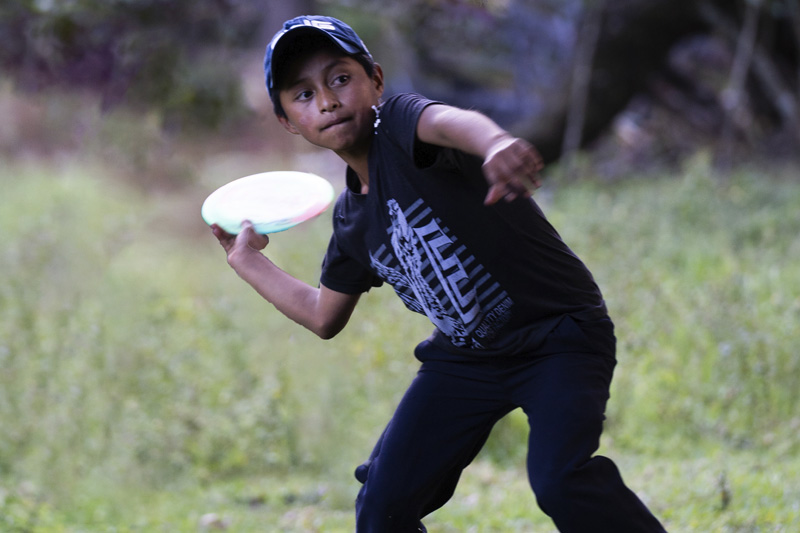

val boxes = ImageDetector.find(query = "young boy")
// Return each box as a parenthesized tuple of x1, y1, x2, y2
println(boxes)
(212, 15, 667, 533)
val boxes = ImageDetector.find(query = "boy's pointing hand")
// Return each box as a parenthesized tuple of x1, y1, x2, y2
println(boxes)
(482, 136, 543, 205)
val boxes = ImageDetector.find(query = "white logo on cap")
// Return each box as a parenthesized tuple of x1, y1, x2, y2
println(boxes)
(302, 19, 337, 31)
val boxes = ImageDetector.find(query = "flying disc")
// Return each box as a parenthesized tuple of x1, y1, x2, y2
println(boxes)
(201, 171, 335, 234)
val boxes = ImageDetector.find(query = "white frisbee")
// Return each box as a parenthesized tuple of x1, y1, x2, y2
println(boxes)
(201, 171, 335, 234)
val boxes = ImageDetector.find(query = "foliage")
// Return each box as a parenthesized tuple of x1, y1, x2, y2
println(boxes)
(0, 0, 266, 128)
(548, 154, 800, 455)
(1, 154, 799, 530)
(4, 0, 799, 163)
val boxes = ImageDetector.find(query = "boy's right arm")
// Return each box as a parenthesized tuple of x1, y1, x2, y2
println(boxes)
(212, 221, 361, 340)
(416, 104, 543, 205)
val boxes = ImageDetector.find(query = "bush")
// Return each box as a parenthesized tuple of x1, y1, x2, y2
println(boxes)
(0, 0, 264, 129)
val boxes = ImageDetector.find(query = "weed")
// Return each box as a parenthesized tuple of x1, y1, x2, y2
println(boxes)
(1, 155, 798, 530)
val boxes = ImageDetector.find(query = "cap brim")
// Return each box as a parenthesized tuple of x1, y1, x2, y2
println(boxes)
(269, 27, 363, 92)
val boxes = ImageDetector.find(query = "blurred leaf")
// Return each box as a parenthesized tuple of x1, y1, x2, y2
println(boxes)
(0, 0, 265, 128)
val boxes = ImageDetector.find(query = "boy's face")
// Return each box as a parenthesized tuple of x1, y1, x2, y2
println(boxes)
(276, 48, 384, 157)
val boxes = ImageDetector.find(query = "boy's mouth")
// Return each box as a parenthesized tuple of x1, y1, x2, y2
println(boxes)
(321, 117, 350, 131)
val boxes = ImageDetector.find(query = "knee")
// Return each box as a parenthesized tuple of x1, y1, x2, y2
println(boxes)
(530, 470, 574, 515)
(356, 483, 421, 532)
(530, 456, 620, 516)
(354, 461, 407, 524)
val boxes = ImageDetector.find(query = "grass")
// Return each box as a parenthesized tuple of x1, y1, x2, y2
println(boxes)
(1, 152, 799, 531)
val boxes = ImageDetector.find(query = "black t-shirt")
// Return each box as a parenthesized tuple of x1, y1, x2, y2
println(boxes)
(320, 93, 607, 356)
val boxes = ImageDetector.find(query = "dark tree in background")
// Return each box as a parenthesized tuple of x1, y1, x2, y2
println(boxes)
(327, 0, 800, 170)
(0, 0, 272, 129)
(2, 0, 798, 170)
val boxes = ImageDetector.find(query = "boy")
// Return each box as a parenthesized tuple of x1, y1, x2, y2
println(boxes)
(212, 15, 666, 533)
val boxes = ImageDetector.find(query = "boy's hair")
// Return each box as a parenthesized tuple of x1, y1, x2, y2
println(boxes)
(264, 16, 374, 118)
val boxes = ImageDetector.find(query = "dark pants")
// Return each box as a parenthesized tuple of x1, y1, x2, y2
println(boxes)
(354, 316, 667, 532)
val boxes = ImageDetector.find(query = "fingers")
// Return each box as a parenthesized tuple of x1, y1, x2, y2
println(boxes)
(482, 138, 544, 205)
(210, 221, 269, 255)
(239, 220, 269, 251)
(211, 224, 236, 252)
(485, 183, 519, 205)
(506, 140, 544, 190)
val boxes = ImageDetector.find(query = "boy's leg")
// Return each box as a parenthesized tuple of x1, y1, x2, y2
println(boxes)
(516, 316, 666, 532)
(355, 355, 514, 533)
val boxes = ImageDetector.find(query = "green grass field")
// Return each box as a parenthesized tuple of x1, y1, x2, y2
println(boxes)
(1, 153, 798, 532)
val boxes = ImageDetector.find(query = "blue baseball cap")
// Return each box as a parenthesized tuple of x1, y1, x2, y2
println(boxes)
(264, 16, 372, 103)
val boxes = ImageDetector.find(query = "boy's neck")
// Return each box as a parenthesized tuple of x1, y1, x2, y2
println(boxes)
(351, 164, 370, 194)
(338, 151, 370, 194)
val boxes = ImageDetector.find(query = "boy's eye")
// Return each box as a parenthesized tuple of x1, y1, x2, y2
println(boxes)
(295, 90, 313, 101)
(332, 74, 350, 85)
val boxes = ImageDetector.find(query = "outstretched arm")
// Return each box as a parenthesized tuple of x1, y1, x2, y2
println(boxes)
(416, 104, 544, 205)
(212, 221, 360, 339)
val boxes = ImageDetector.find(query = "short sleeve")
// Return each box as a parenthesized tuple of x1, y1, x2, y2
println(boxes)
(319, 228, 383, 294)
(378, 94, 443, 168)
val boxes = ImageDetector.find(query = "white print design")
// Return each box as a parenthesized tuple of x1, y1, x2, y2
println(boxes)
(370, 199, 513, 349)
(371, 104, 382, 133)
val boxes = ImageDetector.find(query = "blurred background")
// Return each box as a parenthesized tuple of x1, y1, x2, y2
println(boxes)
(3, 0, 799, 176)
(1, 0, 799, 531)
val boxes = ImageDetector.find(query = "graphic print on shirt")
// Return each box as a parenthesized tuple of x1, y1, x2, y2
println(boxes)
(369, 198, 513, 349)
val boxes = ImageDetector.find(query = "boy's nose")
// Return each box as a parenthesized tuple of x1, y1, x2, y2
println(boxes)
(318, 89, 340, 112)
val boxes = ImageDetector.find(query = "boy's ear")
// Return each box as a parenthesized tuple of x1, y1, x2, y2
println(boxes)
(373, 63, 385, 97)
(277, 115, 300, 135)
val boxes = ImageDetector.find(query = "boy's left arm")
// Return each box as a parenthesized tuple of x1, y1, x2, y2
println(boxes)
(417, 104, 544, 205)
